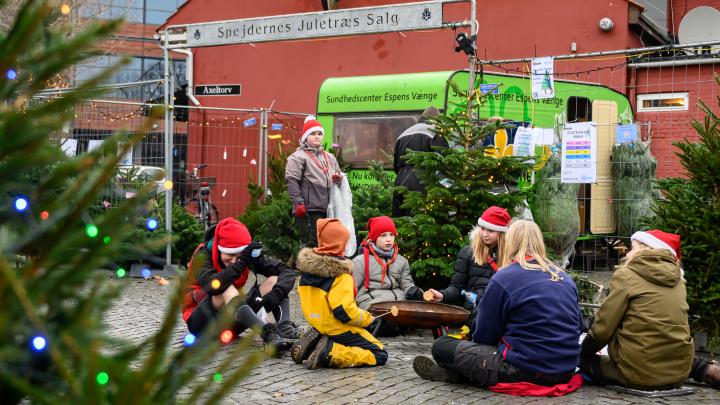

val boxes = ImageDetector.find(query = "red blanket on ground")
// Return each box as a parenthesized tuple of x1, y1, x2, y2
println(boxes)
(488, 373, 583, 397)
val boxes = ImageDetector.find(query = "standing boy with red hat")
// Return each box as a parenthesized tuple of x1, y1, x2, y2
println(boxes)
(291, 218, 388, 369)
(285, 115, 342, 248)
(581, 229, 719, 389)
(352, 216, 423, 336)
(182, 217, 298, 352)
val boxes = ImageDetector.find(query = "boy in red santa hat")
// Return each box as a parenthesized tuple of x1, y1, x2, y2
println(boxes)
(285, 115, 342, 248)
(182, 217, 298, 353)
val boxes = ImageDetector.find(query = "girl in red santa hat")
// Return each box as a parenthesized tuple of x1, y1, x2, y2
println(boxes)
(182, 217, 299, 353)
(581, 229, 719, 390)
(425, 205, 511, 335)
(285, 115, 342, 248)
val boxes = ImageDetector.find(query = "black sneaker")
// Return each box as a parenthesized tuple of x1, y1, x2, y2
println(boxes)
(277, 320, 301, 340)
(305, 335, 331, 370)
(291, 327, 322, 364)
(413, 356, 460, 383)
(261, 323, 290, 357)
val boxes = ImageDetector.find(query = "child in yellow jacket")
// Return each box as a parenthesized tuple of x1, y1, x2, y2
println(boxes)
(291, 218, 388, 369)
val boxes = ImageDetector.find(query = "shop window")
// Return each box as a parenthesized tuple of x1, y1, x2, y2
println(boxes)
(637, 93, 688, 112)
(333, 113, 420, 168)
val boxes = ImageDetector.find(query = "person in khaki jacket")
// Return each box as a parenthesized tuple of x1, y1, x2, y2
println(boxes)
(285, 115, 342, 248)
(581, 230, 719, 390)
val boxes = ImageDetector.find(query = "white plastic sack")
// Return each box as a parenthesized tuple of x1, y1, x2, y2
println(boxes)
(327, 174, 357, 257)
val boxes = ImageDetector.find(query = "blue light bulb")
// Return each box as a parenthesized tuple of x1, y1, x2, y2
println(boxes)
(31, 336, 47, 351)
(6, 68, 17, 80)
(146, 218, 158, 231)
(184, 333, 196, 346)
(14, 197, 28, 212)
(141, 268, 151, 278)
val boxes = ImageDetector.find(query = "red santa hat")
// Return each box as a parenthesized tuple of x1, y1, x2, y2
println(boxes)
(366, 216, 398, 242)
(631, 230, 682, 260)
(477, 206, 511, 233)
(301, 115, 324, 144)
(214, 217, 252, 255)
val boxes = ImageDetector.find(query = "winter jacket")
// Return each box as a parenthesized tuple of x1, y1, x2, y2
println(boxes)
(472, 260, 583, 375)
(352, 245, 416, 310)
(285, 146, 341, 213)
(296, 248, 373, 336)
(181, 235, 296, 322)
(586, 249, 693, 387)
(441, 244, 497, 309)
(392, 122, 449, 216)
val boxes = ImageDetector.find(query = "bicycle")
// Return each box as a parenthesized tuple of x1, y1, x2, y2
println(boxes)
(182, 164, 220, 230)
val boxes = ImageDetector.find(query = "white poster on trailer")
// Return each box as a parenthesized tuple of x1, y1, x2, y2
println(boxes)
(531, 57, 555, 99)
(561, 122, 597, 183)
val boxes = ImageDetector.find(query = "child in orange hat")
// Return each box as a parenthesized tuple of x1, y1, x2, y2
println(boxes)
(291, 218, 388, 369)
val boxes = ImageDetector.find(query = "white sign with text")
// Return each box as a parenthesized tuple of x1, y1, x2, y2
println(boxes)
(184, 2, 443, 47)
(561, 122, 597, 183)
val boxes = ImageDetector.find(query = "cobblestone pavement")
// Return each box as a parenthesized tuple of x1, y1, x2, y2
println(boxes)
(105, 274, 720, 404)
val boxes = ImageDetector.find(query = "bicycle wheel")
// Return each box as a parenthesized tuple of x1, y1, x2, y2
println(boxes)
(209, 203, 220, 225)
(185, 198, 201, 219)
(200, 201, 211, 230)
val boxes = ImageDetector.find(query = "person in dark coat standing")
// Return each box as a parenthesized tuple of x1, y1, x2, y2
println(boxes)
(392, 106, 448, 217)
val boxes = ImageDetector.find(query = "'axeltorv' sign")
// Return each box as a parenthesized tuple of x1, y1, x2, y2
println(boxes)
(182, 1, 443, 48)
(195, 84, 241, 96)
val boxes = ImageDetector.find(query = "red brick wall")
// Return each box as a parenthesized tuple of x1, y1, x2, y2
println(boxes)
(635, 64, 719, 178)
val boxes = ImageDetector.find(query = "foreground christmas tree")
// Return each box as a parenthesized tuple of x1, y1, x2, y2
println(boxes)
(0, 1, 262, 403)
(646, 75, 720, 349)
(396, 85, 533, 280)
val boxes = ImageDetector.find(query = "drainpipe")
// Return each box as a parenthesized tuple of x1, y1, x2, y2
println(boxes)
(172, 48, 201, 106)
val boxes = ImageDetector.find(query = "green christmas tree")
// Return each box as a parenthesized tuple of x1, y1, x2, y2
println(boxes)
(646, 75, 720, 348)
(0, 1, 262, 403)
(396, 84, 533, 280)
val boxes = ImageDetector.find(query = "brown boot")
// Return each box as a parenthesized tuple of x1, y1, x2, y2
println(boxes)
(305, 336, 331, 370)
(704, 360, 720, 389)
(413, 356, 460, 383)
(291, 328, 322, 364)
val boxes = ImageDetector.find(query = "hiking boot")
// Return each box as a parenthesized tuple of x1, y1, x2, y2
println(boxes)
(277, 320, 301, 340)
(291, 327, 322, 364)
(261, 323, 290, 357)
(305, 335, 331, 370)
(413, 356, 460, 383)
(704, 360, 720, 389)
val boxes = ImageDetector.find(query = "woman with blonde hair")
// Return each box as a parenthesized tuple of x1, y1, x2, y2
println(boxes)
(414, 219, 585, 397)
(425, 206, 510, 334)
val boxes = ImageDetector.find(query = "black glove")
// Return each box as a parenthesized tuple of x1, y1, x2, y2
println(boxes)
(240, 241, 263, 262)
(260, 292, 281, 312)
(580, 333, 604, 357)
(405, 286, 424, 301)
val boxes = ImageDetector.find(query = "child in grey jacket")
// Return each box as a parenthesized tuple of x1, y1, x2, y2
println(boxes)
(352, 216, 423, 336)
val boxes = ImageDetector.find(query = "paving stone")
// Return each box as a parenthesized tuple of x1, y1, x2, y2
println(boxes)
(105, 278, 720, 404)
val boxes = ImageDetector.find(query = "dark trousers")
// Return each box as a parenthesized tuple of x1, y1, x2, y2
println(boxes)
(185, 286, 262, 336)
(295, 211, 326, 248)
(432, 336, 574, 387)
(581, 354, 712, 389)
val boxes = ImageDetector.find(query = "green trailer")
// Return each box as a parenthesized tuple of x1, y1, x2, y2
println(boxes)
(316, 70, 633, 233)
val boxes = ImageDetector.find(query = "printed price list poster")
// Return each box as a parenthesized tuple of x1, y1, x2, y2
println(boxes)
(561, 122, 597, 183)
